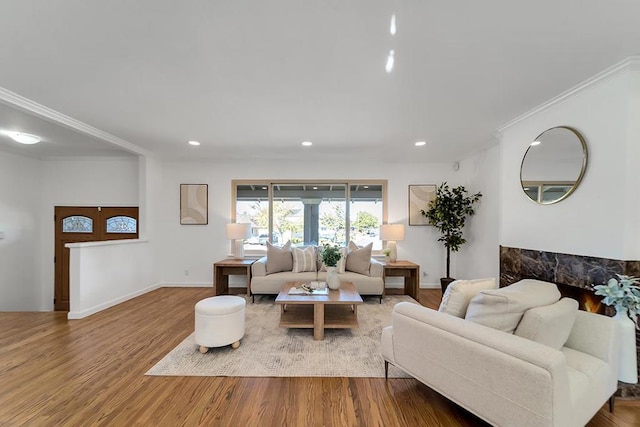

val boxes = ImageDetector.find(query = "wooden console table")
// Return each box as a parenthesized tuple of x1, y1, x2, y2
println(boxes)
(381, 260, 420, 300)
(213, 259, 255, 296)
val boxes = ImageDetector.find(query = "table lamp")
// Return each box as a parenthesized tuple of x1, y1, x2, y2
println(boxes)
(380, 224, 405, 262)
(226, 223, 252, 259)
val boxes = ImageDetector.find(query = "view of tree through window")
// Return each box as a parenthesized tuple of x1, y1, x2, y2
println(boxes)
(234, 181, 385, 254)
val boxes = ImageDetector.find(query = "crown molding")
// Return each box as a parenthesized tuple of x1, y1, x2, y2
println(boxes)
(0, 87, 152, 157)
(497, 56, 640, 132)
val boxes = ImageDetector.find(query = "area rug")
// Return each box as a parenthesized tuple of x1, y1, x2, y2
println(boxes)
(146, 295, 416, 378)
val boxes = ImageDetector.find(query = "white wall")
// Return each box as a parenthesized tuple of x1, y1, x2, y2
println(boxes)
(457, 144, 501, 280)
(500, 67, 639, 260)
(156, 158, 499, 288)
(0, 151, 43, 310)
(67, 239, 157, 319)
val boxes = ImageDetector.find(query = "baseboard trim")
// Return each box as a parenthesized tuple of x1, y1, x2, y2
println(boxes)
(161, 282, 212, 287)
(67, 282, 162, 319)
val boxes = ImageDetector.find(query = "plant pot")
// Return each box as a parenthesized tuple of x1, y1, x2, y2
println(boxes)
(440, 277, 456, 294)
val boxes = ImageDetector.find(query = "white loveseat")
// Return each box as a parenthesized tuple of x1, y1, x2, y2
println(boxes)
(250, 256, 384, 301)
(381, 279, 620, 427)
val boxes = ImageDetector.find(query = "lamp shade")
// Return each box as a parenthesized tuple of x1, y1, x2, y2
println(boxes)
(226, 223, 252, 240)
(380, 224, 405, 241)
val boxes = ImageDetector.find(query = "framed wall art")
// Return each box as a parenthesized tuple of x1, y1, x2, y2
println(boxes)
(408, 184, 436, 226)
(180, 184, 208, 225)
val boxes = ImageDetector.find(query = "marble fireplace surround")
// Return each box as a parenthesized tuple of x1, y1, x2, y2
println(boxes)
(499, 246, 639, 398)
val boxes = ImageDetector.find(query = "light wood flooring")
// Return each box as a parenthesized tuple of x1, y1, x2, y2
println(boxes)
(1, 288, 638, 426)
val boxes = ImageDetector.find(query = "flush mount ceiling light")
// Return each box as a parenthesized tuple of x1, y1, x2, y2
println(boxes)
(385, 50, 395, 73)
(301, 141, 313, 146)
(8, 132, 41, 144)
(188, 140, 201, 146)
(414, 141, 426, 147)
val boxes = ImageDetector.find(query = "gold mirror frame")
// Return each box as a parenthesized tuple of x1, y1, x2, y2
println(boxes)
(520, 126, 588, 205)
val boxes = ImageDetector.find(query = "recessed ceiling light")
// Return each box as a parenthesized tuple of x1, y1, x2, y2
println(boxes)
(414, 141, 426, 147)
(385, 50, 395, 73)
(8, 132, 40, 145)
(188, 140, 201, 146)
(530, 140, 541, 146)
(301, 141, 313, 146)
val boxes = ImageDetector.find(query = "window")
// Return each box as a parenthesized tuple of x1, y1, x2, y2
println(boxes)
(62, 216, 93, 233)
(233, 180, 386, 255)
(106, 216, 137, 233)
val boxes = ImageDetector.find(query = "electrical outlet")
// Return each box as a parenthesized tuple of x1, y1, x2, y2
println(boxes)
(422, 271, 427, 277)
(184, 269, 189, 276)
(0, 231, 4, 240)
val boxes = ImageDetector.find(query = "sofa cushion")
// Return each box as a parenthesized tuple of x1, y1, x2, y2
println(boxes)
(438, 278, 497, 318)
(266, 240, 292, 274)
(346, 242, 372, 275)
(292, 246, 317, 273)
(515, 297, 579, 349)
(465, 279, 561, 333)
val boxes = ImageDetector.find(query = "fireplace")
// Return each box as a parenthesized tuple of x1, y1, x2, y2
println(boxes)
(500, 246, 639, 398)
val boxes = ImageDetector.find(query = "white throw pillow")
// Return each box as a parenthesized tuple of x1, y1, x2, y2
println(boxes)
(438, 278, 497, 318)
(345, 242, 372, 275)
(292, 246, 317, 273)
(514, 297, 579, 349)
(465, 279, 561, 333)
(265, 240, 292, 274)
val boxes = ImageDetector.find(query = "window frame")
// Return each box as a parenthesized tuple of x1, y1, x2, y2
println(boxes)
(232, 179, 388, 257)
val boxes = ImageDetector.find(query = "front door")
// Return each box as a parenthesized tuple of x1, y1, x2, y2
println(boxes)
(54, 207, 100, 311)
(54, 206, 138, 311)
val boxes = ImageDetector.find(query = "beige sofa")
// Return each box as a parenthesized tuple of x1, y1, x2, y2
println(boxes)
(250, 256, 384, 301)
(381, 279, 620, 427)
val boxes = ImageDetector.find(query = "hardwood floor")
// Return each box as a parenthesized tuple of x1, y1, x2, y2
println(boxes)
(1, 288, 638, 426)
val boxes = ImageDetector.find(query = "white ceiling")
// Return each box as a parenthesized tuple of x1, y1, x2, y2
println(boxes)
(0, 1, 639, 162)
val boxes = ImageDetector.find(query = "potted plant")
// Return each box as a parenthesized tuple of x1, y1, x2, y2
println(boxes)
(593, 274, 640, 383)
(421, 182, 482, 293)
(321, 244, 342, 290)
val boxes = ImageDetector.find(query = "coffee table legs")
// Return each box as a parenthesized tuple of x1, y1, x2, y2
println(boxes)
(313, 303, 324, 340)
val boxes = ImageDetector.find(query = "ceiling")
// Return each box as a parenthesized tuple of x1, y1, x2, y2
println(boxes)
(1, 1, 639, 162)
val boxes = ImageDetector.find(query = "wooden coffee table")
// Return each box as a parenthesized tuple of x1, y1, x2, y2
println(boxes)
(275, 282, 364, 340)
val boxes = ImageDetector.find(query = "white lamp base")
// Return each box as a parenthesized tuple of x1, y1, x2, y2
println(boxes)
(233, 240, 245, 259)
(387, 241, 397, 262)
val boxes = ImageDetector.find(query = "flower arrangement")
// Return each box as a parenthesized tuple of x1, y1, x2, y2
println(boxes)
(382, 248, 391, 257)
(593, 274, 640, 328)
(321, 244, 342, 267)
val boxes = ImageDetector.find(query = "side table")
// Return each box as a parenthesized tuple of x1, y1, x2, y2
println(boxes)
(213, 259, 255, 296)
(381, 260, 420, 300)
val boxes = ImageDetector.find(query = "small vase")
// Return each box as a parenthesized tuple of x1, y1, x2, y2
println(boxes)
(614, 305, 638, 384)
(326, 266, 341, 290)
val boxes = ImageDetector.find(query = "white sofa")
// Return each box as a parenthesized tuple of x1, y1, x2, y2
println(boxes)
(250, 256, 384, 301)
(381, 280, 620, 427)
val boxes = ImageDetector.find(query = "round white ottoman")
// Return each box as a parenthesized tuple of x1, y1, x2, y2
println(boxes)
(195, 295, 246, 353)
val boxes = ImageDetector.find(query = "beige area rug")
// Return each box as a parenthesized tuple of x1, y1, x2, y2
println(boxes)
(146, 295, 416, 378)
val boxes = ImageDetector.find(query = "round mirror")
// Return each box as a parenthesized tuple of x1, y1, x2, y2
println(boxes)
(520, 126, 588, 204)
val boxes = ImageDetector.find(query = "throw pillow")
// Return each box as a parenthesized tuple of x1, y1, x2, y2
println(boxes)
(318, 246, 347, 274)
(514, 297, 579, 349)
(345, 242, 372, 276)
(265, 240, 292, 274)
(292, 246, 317, 273)
(465, 279, 561, 333)
(438, 278, 497, 318)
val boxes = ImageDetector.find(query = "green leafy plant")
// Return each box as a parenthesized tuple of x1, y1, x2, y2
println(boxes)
(321, 244, 342, 267)
(593, 274, 640, 327)
(420, 182, 482, 279)
(382, 248, 391, 257)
